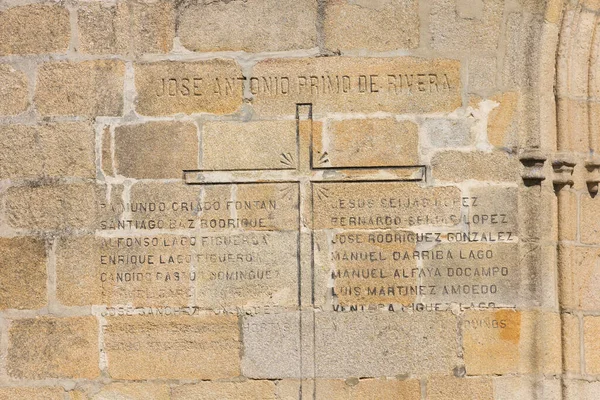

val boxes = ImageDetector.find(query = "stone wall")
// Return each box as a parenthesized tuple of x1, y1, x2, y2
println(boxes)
(0, 0, 597, 399)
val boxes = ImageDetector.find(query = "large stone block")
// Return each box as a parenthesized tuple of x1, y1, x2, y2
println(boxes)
(323, 0, 419, 51)
(431, 151, 520, 182)
(427, 376, 494, 400)
(7, 316, 99, 379)
(584, 316, 600, 374)
(113, 121, 198, 179)
(104, 315, 240, 379)
(0, 5, 70, 55)
(314, 312, 458, 377)
(78, 1, 174, 55)
(251, 57, 462, 115)
(0, 387, 64, 400)
(178, 0, 317, 52)
(559, 245, 600, 311)
(202, 120, 297, 170)
(430, 0, 504, 51)
(134, 60, 244, 116)
(0, 64, 28, 115)
(0, 237, 46, 310)
(0, 123, 95, 179)
(76, 383, 170, 400)
(314, 119, 419, 168)
(171, 381, 276, 400)
(4, 183, 116, 232)
(463, 310, 561, 375)
(314, 378, 421, 400)
(36, 61, 125, 117)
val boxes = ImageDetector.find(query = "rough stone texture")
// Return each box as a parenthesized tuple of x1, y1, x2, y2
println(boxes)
(315, 119, 419, 168)
(463, 310, 561, 374)
(559, 245, 600, 311)
(431, 151, 520, 182)
(194, 231, 299, 308)
(56, 235, 195, 307)
(7, 317, 99, 379)
(488, 92, 519, 148)
(113, 121, 198, 179)
(323, 0, 419, 51)
(135, 60, 243, 116)
(79, 383, 170, 400)
(422, 118, 474, 148)
(171, 381, 276, 400)
(0, 4, 70, 55)
(581, 194, 600, 244)
(584, 316, 600, 374)
(202, 120, 297, 170)
(0, 387, 65, 400)
(0, 65, 28, 115)
(4, 183, 115, 232)
(0, 237, 46, 310)
(430, 0, 504, 51)
(313, 229, 418, 306)
(563, 313, 581, 374)
(314, 312, 458, 377)
(0, 123, 95, 179)
(242, 313, 301, 378)
(494, 377, 562, 400)
(251, 57, 462, 115)
(104, 315, 240, 379)
(312, 182, 461, 229)
(314, 379, 421, 400)
(78, 1, 174, 55)
(178, 0, 317, 53)
(565, 380, 600, 400)
(427, 376, 494, 400)
(36, 61, 125, 117)
(468, 56, 497, 93)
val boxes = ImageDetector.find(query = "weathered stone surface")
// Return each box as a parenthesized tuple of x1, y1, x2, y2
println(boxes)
(314, 312, 458, 377)
(56, 235, 194, 307)
(172, 381, 276, 400)
(468, 56, 497, 93)
(463, 310, 561, 374)
(7, 317, 99, 379)
(0, 65, 28, 115)
(251, 57, 462, 115)
(314, 119, 419, 168)
(202, 120, 297, 170)
(36, 61, 125, 117)
(124, 182, 299, 232)
(431, 151, 520, 182)
(0, 387, 64, 400)
(194, 231, 299, 308)
(135, 60, 244, 116)
(584, 316, 600, 374)
(242, 313, 301, 378)
(488, 92, 519, 148)
(427, 376, 494, 400)
(422, 118, 474, 148)
(178, 0, 316, 53)
(494, 377, 561, 400)
(79, 383, 170, 400)
(559, 245, 600, 311)
(0, 237, 46, 310)
(430, 0, 504, 51)
(565, 380, 600, 400)
(313, 229, 417, 306)
(113, 122, 198, 179)
(5, 183, 115, 231)
(0, 123, 95, 179)
(312, 182, 461, 229)
(0, 5, 70, 55)
(78, 1, 174, 55)
(314, 378, 421, 400)
(563, 313, 581, 374)
(104, 315, 240, 379)
(581, 194, 600, 244)
(324, 0, 419, 51)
